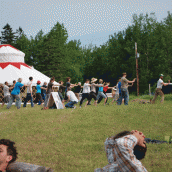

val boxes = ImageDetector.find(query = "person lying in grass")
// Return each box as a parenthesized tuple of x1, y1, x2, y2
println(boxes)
(94, 130, 147, 172)
(0, 139, 18, 172)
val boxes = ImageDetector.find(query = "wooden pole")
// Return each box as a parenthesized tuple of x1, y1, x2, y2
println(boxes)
(135, 42, 139, 96)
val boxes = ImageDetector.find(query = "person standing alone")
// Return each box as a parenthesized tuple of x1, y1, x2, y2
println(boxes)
(151, 74, 170, 104)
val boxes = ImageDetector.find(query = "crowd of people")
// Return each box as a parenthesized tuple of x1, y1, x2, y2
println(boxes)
(0, 73, 171, 171)
(0, 73, 171, 110)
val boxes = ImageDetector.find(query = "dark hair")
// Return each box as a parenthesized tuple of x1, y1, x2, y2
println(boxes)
(5, 81, 8, 85)
(66, 77, 71, 82)
(86, 79, 90, 82)
(0, 139, 18, 164)
(50, 76, 55, 81)
(67, 87, 71, 91)
(59, 81, 63, 84)
(13, 80, 16, 84)
(113, 131, 147, 160)
(29, 77, 33, 81)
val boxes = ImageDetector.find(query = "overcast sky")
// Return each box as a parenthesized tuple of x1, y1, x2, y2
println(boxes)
(0, 0, 172, 48)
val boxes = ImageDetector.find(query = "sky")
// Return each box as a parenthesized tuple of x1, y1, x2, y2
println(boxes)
(0, 0, 172, 48)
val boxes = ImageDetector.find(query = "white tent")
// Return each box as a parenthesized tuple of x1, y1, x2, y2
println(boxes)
(0, 44, 59, 86)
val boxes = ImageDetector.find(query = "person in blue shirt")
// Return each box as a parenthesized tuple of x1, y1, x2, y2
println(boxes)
(38, 82, 47, 105)
(7, 78, 28, 109)
(95, 79, 107, 106)
(34, 81, 47, 107)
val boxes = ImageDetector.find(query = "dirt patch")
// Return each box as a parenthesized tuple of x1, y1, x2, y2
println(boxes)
(131, 99, 151, 104)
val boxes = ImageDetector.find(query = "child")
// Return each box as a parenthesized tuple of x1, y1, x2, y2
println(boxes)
(35, 81, 47, 106)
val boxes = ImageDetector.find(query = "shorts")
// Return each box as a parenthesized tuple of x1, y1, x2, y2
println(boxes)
(96, 92, 107, 100)
(113, 94, 119, 101)
(4, 95, 10, 103)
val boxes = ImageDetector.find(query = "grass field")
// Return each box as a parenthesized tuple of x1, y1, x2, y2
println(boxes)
(0, 94, 172, 172)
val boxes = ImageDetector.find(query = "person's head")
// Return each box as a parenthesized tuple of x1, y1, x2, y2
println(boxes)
(122, 72, 127, 77)
(106, 82, 110, 86)
(67, 87, 71, 91)
(66, 77, 71, 82)
(113, 130, 147, 160)
(18, 78, 22, 83)
(159, 74, 164, 79)
(59, 81, 64, 85)
(37, 81, 41, 85)
(50, 77, 55, 83)
(4, 82, 8, 86)
(43, 82, 47, 86)
(29, 77, 33, 81)
(0, 139, 18, 170)
(85, 79, 90, 83)
(99, 79, 103, 83)
(118, 77, 121, 82)
(78, 82, 81, 86)
(91, 78, 97, 83)
(13, 80, 16, 84)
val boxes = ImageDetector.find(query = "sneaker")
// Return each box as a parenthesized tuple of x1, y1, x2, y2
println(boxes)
(106, 103, 109, 105)
(80, 106, 82, 108)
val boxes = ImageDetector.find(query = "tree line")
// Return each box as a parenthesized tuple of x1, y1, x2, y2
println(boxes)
(1, 12, 172, 95)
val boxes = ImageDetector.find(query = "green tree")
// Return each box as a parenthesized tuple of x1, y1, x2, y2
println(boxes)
(0, 23, 16, 45)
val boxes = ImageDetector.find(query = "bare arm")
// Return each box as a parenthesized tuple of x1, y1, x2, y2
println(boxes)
(162, 82, 169, 86)
(40, 87, 47, 90)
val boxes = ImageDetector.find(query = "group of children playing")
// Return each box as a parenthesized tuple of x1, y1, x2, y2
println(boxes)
(0, 74, 134, 109)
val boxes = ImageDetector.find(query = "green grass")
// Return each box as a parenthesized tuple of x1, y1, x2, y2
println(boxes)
(0, 94, 172, 172)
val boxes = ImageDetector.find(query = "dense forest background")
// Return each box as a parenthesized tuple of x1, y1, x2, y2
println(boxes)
(1, 12, 172, 95)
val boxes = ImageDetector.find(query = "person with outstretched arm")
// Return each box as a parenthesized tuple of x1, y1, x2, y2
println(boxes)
(118, 72, 136, 105)
(7, 78, 29, 109)
(151, 74, 170, 104)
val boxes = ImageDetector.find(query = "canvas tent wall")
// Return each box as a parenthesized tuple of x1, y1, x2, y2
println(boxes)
(0, 44, 59, 103)
(0, 44, 59, 86)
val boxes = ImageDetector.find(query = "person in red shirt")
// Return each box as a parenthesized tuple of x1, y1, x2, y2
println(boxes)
(97, 82, 113, 105)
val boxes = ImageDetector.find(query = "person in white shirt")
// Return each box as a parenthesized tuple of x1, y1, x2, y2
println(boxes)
(151, 74, 170, 104)
(23, 77, 34, 107)
(1, 82, 14, 108)
(79, 79, 91, 107)
(65, 87, 78, 108)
